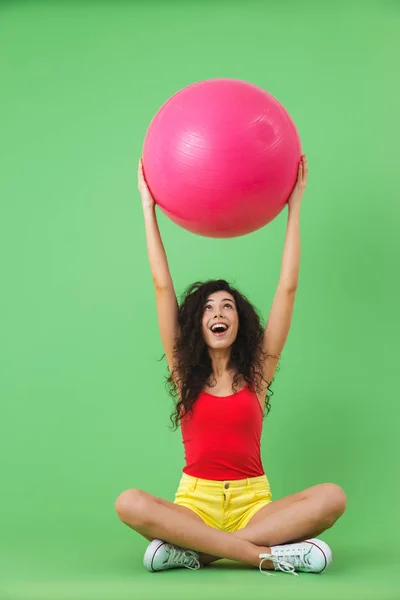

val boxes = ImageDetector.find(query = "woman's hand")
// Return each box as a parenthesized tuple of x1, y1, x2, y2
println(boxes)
(288, 154, 308, 209)
(138, 158, 155, 211)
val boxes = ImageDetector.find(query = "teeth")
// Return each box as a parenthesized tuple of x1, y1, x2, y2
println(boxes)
(211, 324, 227, 332)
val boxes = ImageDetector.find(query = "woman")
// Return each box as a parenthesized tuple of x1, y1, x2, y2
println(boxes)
(115, 156, 346, 576)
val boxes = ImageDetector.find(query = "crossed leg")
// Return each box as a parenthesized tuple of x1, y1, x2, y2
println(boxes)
(115, 482, 346, 568)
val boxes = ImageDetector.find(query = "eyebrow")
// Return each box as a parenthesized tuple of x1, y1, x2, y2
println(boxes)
(205, 298, 235, 304)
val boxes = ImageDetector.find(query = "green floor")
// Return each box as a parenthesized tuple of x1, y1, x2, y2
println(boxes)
(2, 540, 399, 600)
(1, 1, 399, 599)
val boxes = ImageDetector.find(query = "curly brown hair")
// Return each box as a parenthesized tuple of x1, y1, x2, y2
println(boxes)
(166, 279, 276, 430)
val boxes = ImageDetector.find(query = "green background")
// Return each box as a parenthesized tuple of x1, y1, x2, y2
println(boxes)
(1, 1, 399, 599)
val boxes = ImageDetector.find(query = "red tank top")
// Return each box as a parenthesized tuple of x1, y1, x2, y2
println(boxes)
(180, 385, 265, 480)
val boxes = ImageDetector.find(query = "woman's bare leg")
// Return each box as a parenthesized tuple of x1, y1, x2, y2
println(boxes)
(199, 483, 346, 565)
(115, 488, 271, 568)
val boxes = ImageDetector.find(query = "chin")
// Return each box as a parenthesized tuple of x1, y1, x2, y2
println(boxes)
(206, 336, 236, 350)
(208, 342, 231, 350)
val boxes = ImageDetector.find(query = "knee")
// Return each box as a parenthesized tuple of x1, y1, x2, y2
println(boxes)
(318, 483, 347, 527)
(115, 488, 150, 526)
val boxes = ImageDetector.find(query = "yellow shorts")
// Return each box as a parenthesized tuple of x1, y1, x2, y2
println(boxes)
(174, 472, 272, 533)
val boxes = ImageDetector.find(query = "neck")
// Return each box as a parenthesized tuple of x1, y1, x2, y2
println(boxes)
(208, 348, 232, 377)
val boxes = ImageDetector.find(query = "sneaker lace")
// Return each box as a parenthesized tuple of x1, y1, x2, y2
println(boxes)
(167, 546, 201, 570)
(259, 545, 311, 577)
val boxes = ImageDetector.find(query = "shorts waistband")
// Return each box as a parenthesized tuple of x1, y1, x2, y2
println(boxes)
(179, 472, 268, 491)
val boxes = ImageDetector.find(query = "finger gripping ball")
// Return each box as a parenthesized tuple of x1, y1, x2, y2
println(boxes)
(142, 79, 301, 238)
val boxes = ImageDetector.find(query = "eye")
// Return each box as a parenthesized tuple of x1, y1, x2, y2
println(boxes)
(204, 304, 212, 311)
(224, 303, 234, 309)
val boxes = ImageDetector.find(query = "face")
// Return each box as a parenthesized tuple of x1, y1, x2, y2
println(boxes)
(201, 290, 239, 349)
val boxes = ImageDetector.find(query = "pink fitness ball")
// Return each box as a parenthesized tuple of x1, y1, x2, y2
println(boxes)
(143, 79, 301, 238)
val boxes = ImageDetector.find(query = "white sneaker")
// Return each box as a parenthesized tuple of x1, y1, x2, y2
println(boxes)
(143, 539, 201, 572)
(259, 538, 333, 576)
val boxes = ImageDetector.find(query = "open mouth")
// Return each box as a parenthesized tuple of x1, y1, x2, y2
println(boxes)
(210, 323, 229, 337)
